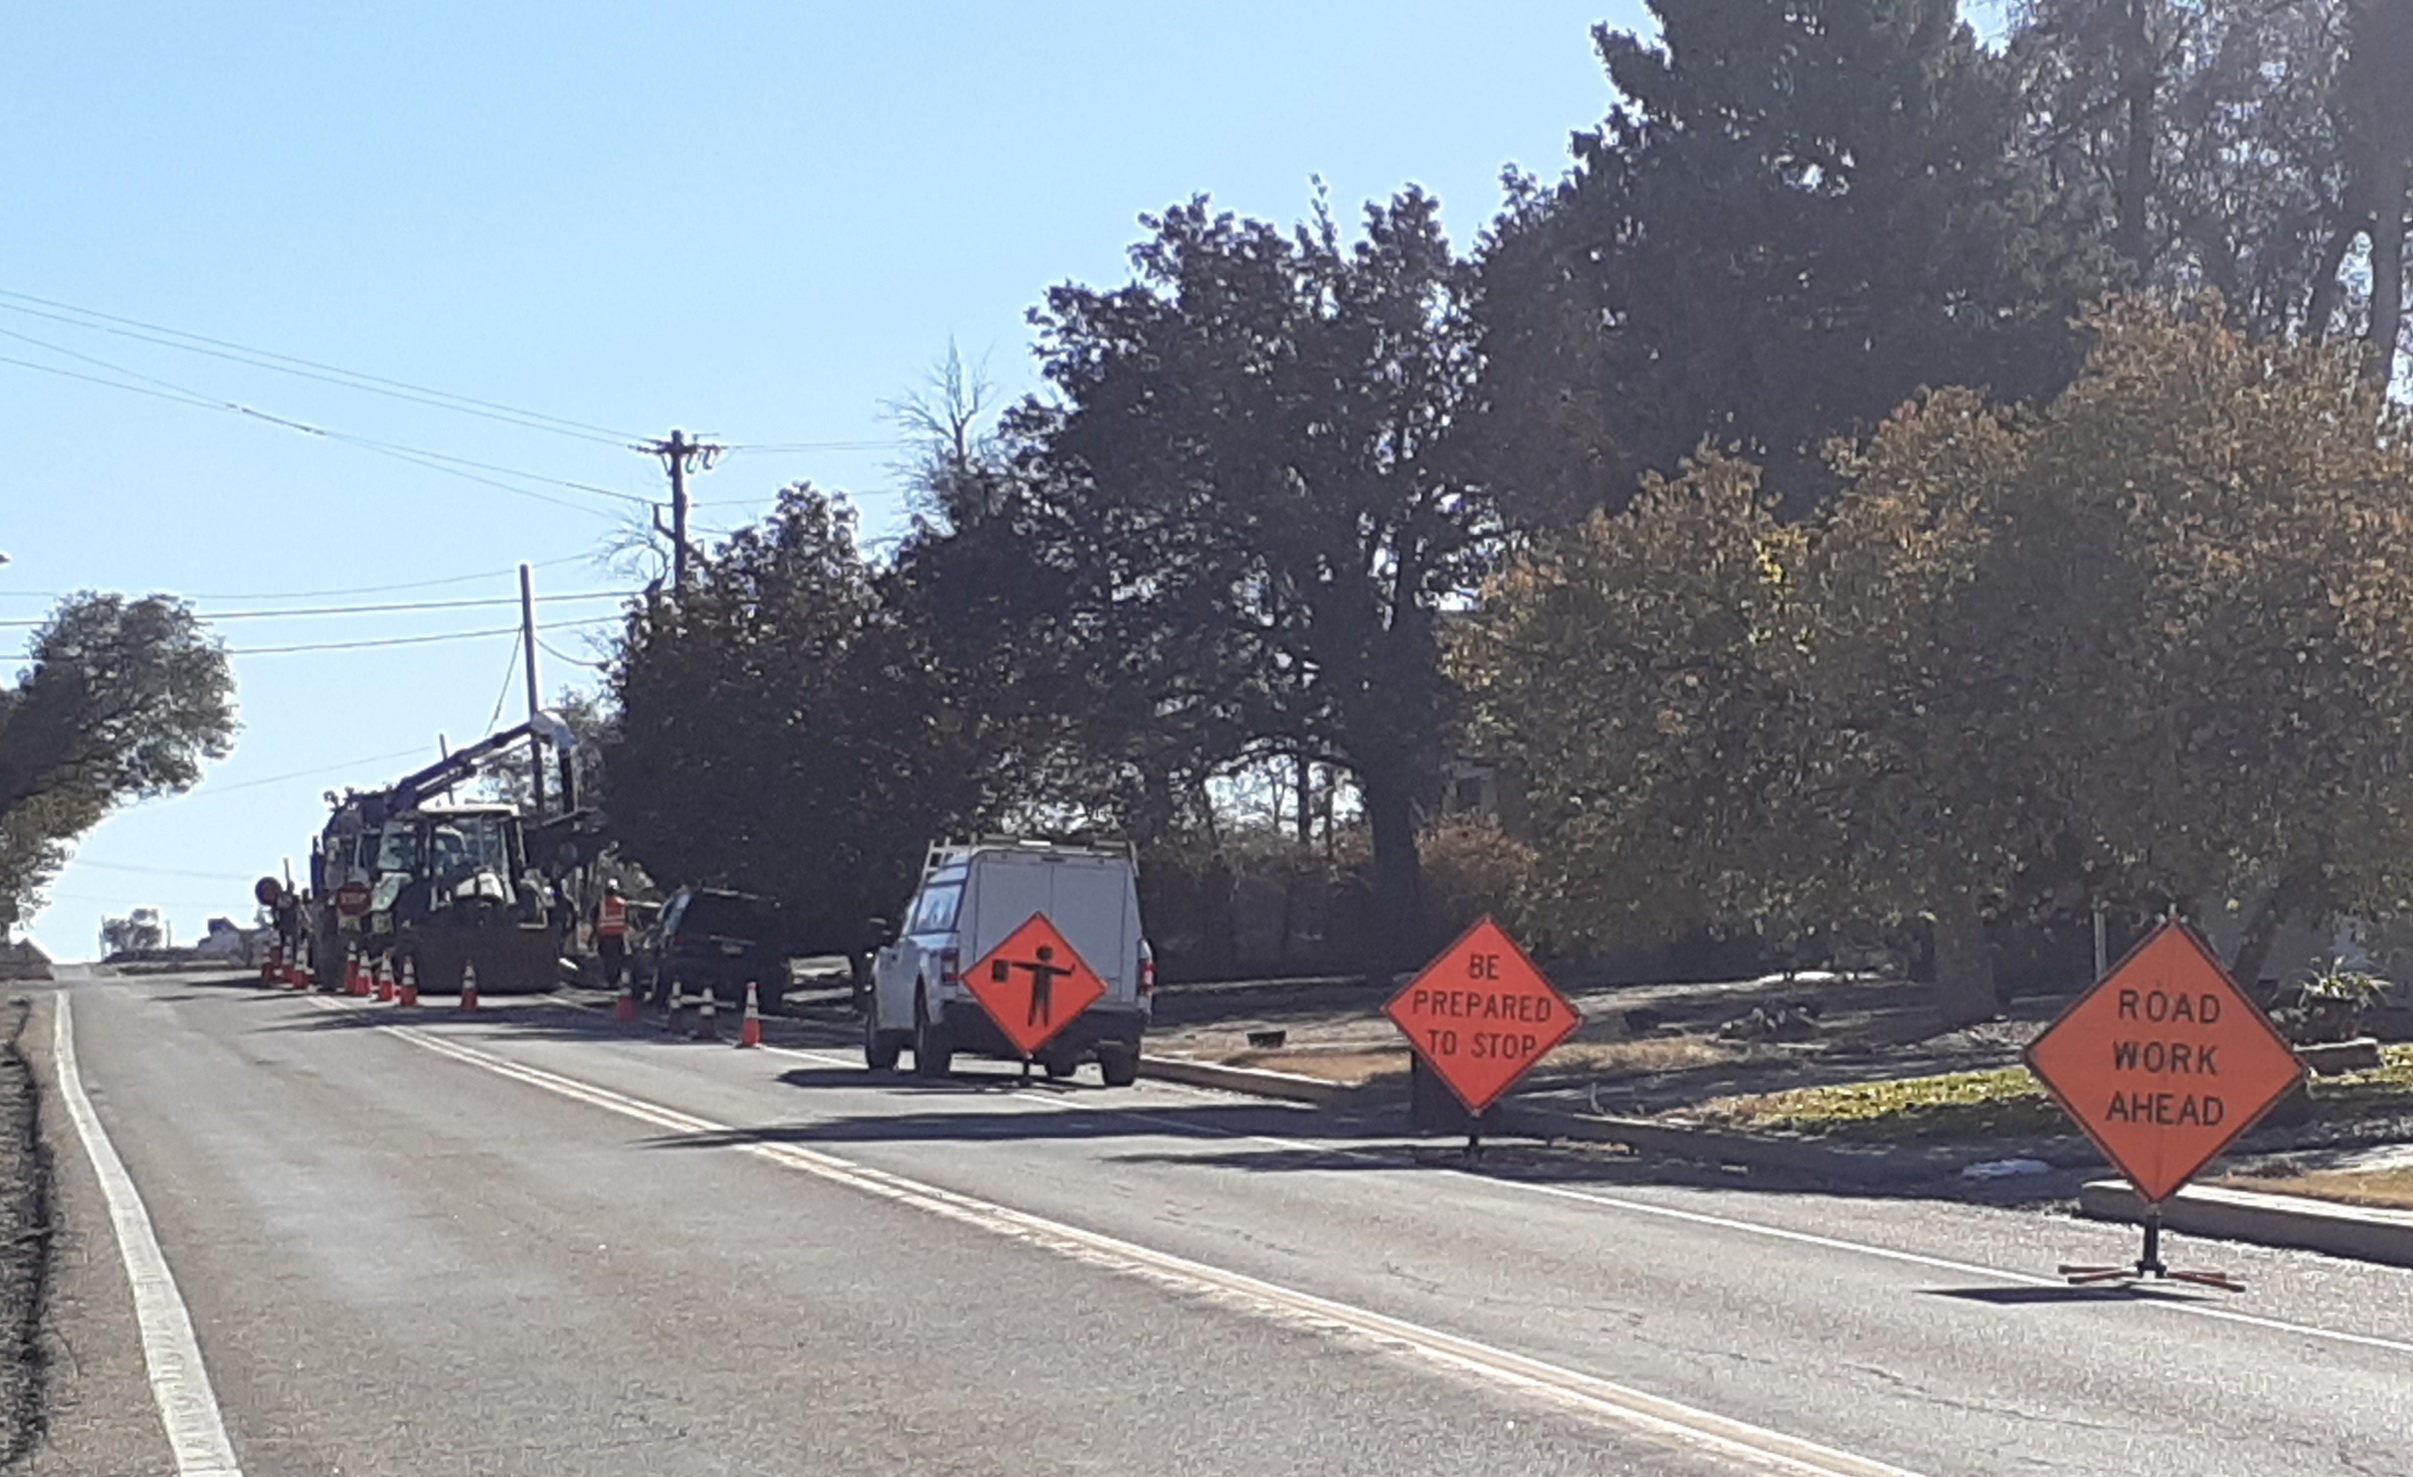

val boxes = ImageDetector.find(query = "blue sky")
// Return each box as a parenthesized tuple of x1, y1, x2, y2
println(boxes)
(2, 2, 1656, 956)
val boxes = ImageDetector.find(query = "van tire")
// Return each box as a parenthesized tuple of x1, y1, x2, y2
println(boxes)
(1097, 1041, 1141, 1088)
(863, 1007, 905, 1073)
(1042, 1052, 1079, 1081)
(911, 986, 953, 1078)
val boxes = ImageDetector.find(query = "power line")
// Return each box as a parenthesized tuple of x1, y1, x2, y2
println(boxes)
(0, 286, 645, 445)
(0, 339, 654, 518)
(537, 636, 609, 670)
(485, 628, 524, 732)
(0, 553, 598, 603)
(67, 858, 261, 883)
(218, 615, 618, 657)
(163, 745, 435, 800)
(0, 590, 634, 629)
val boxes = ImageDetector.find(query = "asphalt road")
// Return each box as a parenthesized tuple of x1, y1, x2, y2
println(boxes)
(31, 970, 2413, 1475)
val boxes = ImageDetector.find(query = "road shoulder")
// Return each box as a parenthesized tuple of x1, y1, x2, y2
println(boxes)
(18, 989, 174, 1477)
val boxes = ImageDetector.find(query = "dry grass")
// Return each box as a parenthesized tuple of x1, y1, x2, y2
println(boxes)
(1537, 1036, 1740, 1078)
(1214, 1032, 1741, 1087)
(2217, 1166, 2413, 1212)
(1225, 1047, 1410, 1084)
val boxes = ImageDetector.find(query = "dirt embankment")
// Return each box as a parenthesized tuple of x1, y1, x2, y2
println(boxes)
(0, 999, 53, 1465)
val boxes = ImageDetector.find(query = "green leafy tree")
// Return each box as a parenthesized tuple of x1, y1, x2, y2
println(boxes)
(1477, 302, 2413, 1023)
(1478, 0, 2119, 513)
(0, 594, 236, 934)
(1002, 189, 1495, 966)
(602, 488, 980, 948)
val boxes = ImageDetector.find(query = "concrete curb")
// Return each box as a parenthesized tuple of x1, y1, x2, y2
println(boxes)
(1138, 1054, 1355, 1106)
(1499, 1103, 1945, 1185)
(2078, 1178, 2413, 1269)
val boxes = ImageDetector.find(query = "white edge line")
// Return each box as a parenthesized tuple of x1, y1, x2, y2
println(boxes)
(349, 1005, 1923, 1477)
(755, 1042, 2413, 1357)
(52, 992, 244, 1477)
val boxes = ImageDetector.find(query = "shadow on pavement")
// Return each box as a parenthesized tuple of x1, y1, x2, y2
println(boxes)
(225, 976, 2096, 1211)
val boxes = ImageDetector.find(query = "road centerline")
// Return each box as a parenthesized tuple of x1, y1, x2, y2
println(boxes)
(334, 1000, 1927, 1477)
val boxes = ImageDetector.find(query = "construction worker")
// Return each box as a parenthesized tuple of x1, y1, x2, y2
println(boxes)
(594, 880, 630, 990)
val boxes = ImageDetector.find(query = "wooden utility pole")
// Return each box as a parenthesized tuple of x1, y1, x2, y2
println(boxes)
(639, 428, 724, 586)
(519, 562, 545, 812)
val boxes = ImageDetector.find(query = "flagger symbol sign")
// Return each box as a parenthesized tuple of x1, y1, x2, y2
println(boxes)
(965, 914, 1108, 1057)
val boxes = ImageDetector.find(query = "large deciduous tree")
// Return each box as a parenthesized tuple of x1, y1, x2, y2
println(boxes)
(602, 488, 980, 947)
(1008, 189, 1494, 966)
(1477, 0, 2117, 517)
(0, 594, 236, 934)
(1477, 301, 2413, 1024)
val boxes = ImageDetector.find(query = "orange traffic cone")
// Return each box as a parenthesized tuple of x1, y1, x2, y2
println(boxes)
(666, 981, 686, 1033)
(613, 978, 636, 1024)
(693, 988, 719, 1041)
(397, 956, 419, 1008)
(345, 946, 367, 997)
(459, 960, 480, 1012)
(260, 941, 278, 986)
(286, 946, 311, 990)
(736, 980, 761, 1048)
(374, 955, 396, 1003)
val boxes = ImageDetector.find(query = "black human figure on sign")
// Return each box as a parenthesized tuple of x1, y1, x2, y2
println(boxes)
(994, 943, 1075, 1028)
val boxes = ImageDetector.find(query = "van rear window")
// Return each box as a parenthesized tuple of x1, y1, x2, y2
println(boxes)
(909, 883, 963, 934)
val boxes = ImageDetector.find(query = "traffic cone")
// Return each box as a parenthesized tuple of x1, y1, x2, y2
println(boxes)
(666, 981, 686, 1033)
(397, 956, 419, 1008)
(613, 978, 636, 1024)
(459, 960, 480, 1012)
(736, 980, 761, 1049)
(694, 988, 719, 1042)
(286, 946, 311, 990)
(259, 941, 278, 986)
(346, 946, 369, 997)
(374, 955, 395, 1003)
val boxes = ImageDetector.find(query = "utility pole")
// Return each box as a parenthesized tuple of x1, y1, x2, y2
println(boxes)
(520, 562, 545, 812)
(638, 428, 725, 587)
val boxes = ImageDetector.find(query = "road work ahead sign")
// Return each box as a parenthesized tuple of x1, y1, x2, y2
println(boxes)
(966, 914, 1107, 1057)
(2025, 919, 2304, 1205)
(1386, 917, 1580, 1114)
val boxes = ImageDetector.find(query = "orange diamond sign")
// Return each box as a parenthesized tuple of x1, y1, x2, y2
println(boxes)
(965, 913, 1108, 1057)
(2025, 919, 2304, 1205)
(1386, 917, 1581, 1114)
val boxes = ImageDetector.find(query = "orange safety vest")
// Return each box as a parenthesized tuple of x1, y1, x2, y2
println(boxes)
(596, 895, 628, 938)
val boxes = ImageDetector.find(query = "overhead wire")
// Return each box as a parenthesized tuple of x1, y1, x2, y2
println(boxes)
(0, 332, 655, 517)
(221, 615, 618, 656)
(0, 553, 599, 603)
(0, 590, 635, 628)
(485, 629, 525, 733)
(0, 286, 644, 445)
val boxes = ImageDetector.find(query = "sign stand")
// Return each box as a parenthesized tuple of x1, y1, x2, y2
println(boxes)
(1387, 918, 1580, 1153)
(2025, 917, 2303, 1296)
(2057, 1208, 2244, 1291)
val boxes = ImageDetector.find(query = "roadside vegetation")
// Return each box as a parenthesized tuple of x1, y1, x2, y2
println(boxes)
(571, 0, 2413, 1019)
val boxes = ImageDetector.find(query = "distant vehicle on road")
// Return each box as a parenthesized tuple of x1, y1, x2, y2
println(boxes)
(640, 887, 785, 1010)
(865, 837, 1153, 1085)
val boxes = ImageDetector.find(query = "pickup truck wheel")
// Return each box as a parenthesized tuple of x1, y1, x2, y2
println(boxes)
(1097, 1041, 1141, 1088)
(863, 1005, 904, 1073)
(911, 986, 953, 1078)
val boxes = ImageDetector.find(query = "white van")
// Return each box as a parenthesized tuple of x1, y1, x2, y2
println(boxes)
(866, 838, 1153, 1084)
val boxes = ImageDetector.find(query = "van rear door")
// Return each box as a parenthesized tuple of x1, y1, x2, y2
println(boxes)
(964, 852, 1139, 1002)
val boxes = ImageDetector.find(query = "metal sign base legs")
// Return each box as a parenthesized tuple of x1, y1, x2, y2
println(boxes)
(2059, 1211, 2244, 1291)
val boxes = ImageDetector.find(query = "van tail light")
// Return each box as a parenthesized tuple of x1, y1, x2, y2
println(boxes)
(1139, 944, 1156, 996)
(939, 947, 961, 987)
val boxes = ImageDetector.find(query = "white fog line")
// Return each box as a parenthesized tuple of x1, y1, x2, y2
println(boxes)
(51, 993, 244, 1476)
(760, 1043, 2413, 1356)
(350, 1006, 1922, 1477)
